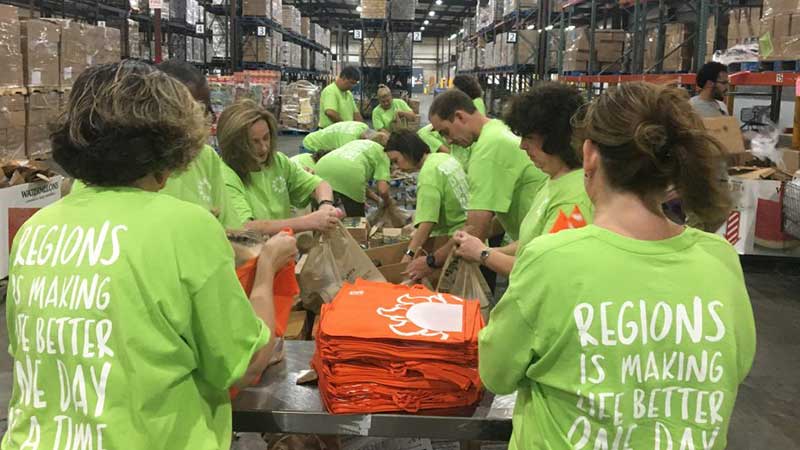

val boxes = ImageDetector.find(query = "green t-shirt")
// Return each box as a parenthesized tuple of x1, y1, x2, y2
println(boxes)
(414, 153, 469, 237)
(319, 82, 358, 128)
(302, 121, 368, 153)
(290, 153, 317, 172)
(222, 151, 322, 224)
(314, 139, 391, 203)
(473, 97, 487, 115)
(371, 99, 412, 131)
(467, 119, 547, 240)
(479, 225, 756, 450)
(418, 124, 471, 170)
(516, 169, 594, 250)
(4, 187, 269, 450)
(70, 145, 242, 229)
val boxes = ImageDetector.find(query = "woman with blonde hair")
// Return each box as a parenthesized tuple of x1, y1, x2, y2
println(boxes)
(371, 84, 417, 133)
(479, 82, 755, 449)
(219, 99, 341, 234)
(4, 61, 297, 449)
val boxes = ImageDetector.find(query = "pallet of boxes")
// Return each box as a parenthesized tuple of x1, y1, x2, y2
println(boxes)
(758, 0, 800, 64)
(707, 116, 800, 258)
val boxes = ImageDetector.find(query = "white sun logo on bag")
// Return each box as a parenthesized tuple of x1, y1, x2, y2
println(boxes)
(376, 293, 464, 341)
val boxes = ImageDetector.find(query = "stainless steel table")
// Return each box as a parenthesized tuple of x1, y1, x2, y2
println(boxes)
(232, 340, 515, 441)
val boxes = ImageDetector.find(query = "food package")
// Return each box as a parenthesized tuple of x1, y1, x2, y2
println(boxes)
(280, 79, 319, 130)
(20, 19, 60, 88)
(0, 5, 24, 89)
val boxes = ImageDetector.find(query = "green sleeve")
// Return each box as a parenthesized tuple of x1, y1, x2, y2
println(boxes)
(467, 158, 513, 213)
(397, 99, 412, 112)
(222, 166, 255, 224)
(414, 183, 442, 226)
(208, 149, 244, 229)
(372, 106, 386, 131)
(283, 153, 323, 208)
(418, 126, 447, 153)
(188, 261, 270, 389)
(372, 149, 391, 182)
(320, 86, 338, 114)
(478, 244, 545, 394)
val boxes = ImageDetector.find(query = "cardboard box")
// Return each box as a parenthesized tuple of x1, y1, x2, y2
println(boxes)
(779, 148, 800, 174)
(0, 94, 25, 129)
(0, 127, 25, 159)
(1, 176, 64, 277)
(25, 124, 51, 159)
(242, 0, 268, 16)
(0, 5, 24, 89)
(57, 20, 89, 89)
(21, 20, 60, 87)
(703, 117, 746, 154)
(301, 17, 310, 38)
(343, 217, 369, 246)
(645, 23, 690, 72)
(243, 35, 270, 62)
(281, 5, 301, 32)
(360, 0, 386, 19)
(763, 0, 800, 18)
(284, 310, 308, 340)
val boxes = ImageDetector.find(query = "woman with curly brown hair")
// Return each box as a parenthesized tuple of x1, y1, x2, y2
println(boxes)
(4, 61, 297, 450)
(479, 82, 755, 449)
(218, 99, 341, 235)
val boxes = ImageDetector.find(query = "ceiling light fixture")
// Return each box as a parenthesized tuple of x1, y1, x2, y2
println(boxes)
(424, 19, 429, 25)
(429, 11, 435, 17)
(421, 26, 425, 30)
(526, 24, 535, 30)
(545, 25, 554, 31)
(565, 25, 576, 31)
(356, 5, 362, 12)
(436, 0, 443, 5)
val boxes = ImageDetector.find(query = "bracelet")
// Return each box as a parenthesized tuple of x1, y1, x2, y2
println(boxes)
(426, 254, 440, 269)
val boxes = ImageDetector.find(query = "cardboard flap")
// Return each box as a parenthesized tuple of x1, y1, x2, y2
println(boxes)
(703, 116, 746, 154)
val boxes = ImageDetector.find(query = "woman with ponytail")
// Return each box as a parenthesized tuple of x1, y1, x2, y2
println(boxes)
(478, 82, 755, 450)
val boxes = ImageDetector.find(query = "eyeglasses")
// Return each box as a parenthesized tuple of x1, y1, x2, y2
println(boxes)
(715, 80, 729, 85)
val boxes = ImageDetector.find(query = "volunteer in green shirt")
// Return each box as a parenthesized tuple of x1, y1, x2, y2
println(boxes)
(318, 66, 364, 128)
(454, 83, 593, 276)
(453, 74, 486, 115)
(314, 133, 393, 217)
(72, 60, 241, 229)
(418, 123, 472, 169)
(218, 99, 341, 235)
(371, 84, 418, 133)
(291, 152, 318, 173)
(405, 89, 547, 281)
(4, 61, 298, 450)
(301, 120, 370, 154)
(480, 82, 754, 449)
(383, 130, 468, 262)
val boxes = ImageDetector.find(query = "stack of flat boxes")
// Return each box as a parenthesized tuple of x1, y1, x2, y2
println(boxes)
(759, 0, 800, 61)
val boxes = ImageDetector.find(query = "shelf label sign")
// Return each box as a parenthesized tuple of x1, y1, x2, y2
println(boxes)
(353, 29, 363, 40)
(257, 26, 267, 36)
(413, 31, 422, 42)
(97, 20, 106, 27)
(507, 32, 517, 43)
(149, 0, 162, 9)
(776, 73, 783, 84)
(196, 24, 205, 34)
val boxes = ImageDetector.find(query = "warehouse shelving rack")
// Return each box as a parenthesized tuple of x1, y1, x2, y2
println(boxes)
(0, 0, 213, 63)
(200, 0, 331, 79)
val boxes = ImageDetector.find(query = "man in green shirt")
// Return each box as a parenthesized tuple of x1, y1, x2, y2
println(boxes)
(383, 130, 468, 262)
(418, 123, 471, 169)
(405, 89, 547, 281)
(372, 85, 418, 132)
(301, 120, 370, 154)
(318, 66, 364, 128)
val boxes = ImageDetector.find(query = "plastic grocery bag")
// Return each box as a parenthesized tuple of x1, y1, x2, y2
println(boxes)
(367, 202, 412, 229)
(299, 224, 386, 313)
(435, 251, 492, 320)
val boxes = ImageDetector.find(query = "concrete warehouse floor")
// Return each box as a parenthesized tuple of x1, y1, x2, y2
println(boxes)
(0, 96, 798, 448)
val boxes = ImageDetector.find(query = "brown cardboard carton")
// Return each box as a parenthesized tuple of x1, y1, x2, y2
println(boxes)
(27, 92, 60, 126)
(763, 0, 800, 18)
(301, 17, 310, 38)
(243, 36, 270, 62)
(21, 20, 60, 87)
(703, 117, 746, 154)
(779, 148, 800, 174)
(89, 25, 121, 66)
(0, 94, 25, 129)
(360, 0, 386, 19)
(243, 0, 268, 16)
(284, 310, 308, 340)
(57, 20, 89, 89)
(343, 217, 369, 246)
(0, 5, 23, 89)
(0, 127, 25, 159)
(25, 124, 51, 159)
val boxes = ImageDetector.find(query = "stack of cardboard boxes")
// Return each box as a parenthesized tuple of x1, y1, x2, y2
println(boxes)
(281, 5, 301, 33)
(389, 32, 412, 66)
(360, 0, 386, 19)
(561, 28, 626, 72)
(503, 0, 538, 16)
(727, 8, 762, 48)
(476, 0, 504, 31)
(759, 0, 800, 61)
(363, 36, 383, 67)
(243, 35, 271, 64)
(644, 23, 691, 72)
(389, 0, 415, 20)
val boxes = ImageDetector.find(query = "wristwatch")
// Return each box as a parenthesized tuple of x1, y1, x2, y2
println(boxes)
(404, 248, 416, 258)
(426, 254, 440, 269)
(319, 199, 335, 207)
(479, 248, 492, 265)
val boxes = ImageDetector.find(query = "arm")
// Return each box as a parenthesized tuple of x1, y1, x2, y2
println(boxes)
(402, 222, 435, 263)
(398, 110, 418, 120)
(312, 181, 334, 203)
(453, 231, 516, 277)
(375, 180, 392, 204)
(437, 145, 450, 154)
(354, 110, 364, 122)
(325, 109, 342, 124)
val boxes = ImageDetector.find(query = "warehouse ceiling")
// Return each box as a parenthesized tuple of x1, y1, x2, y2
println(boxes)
(283, 0, 476, 37)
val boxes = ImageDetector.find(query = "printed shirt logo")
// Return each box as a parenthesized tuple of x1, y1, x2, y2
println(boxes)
(272, 176, 288, 194)
(438, 157, 470, 209)
(197, 178, 212, 204)
(377, 293, 464, 341)
(549, 205, 587, 233)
